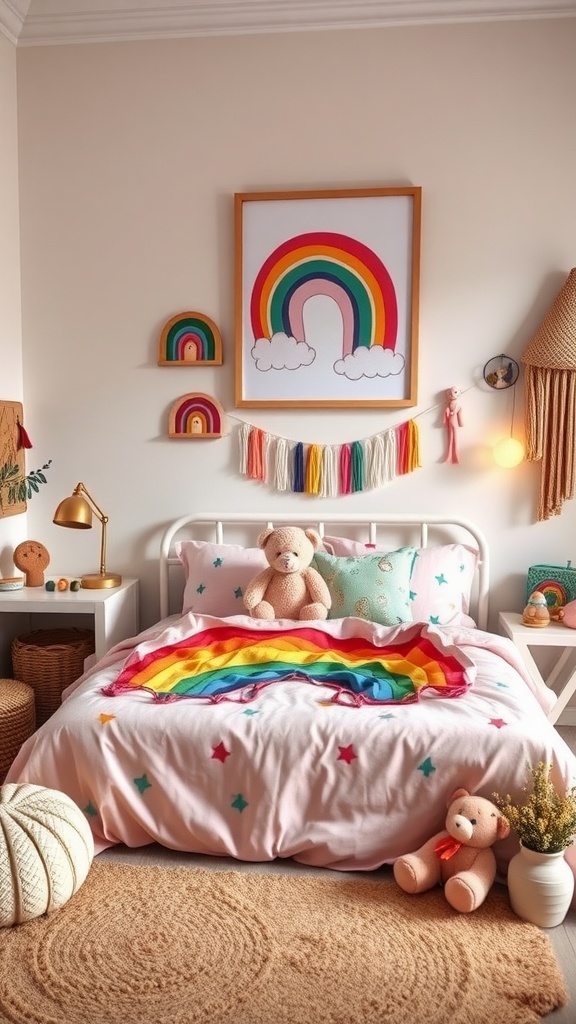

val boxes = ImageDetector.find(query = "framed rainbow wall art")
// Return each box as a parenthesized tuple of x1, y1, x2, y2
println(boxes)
(158, 311, 223, 366)
(234, 187, 421, 409)
(168, 393, 226, 439)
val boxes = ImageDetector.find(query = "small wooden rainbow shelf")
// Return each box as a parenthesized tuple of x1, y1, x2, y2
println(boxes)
(158, 311, 223, 366)
(168, 393, 226, 439)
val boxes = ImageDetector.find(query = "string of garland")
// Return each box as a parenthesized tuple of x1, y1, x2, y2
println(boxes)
(235, 418, 421, 496)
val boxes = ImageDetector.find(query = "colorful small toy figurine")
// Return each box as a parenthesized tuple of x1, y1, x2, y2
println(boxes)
(444, 386, 463, 464)
(522, 590, 550, 627)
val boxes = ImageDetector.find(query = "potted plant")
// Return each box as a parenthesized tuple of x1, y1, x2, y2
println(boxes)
(493, 762, 576, 927)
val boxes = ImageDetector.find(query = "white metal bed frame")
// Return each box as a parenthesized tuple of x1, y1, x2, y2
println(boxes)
(159, 513, 490, 629)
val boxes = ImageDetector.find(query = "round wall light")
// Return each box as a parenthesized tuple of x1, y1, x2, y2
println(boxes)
(493, 436, 525, 468)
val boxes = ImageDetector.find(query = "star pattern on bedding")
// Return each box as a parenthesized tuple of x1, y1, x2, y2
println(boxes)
(84, 802, 98, 817)
(98, 713, 116, 724)
(212, 741, 231, 762)
(418, 757, 436, 777)
(134, 773, 152, 793)
(337, 744, 357, 764)
(234, 587, 243, 598)
(213, 558, 223, 567)
(231, 794, 248, 812)
(242, 708, 259, 716)
(489, 718, 508, 728)
(379, 712, 396, 720)
(435, 573, 447, 586)
(196, 583, 206, 594)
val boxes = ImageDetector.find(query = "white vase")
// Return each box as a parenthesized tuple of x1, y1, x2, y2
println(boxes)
(507, 842, 575, 928)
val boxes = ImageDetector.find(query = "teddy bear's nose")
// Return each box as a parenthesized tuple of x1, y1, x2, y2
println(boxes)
(470, 818, 477, 825)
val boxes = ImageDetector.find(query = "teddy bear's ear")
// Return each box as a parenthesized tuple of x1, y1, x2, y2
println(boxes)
(304, 528, 322, 550)
(496, 814, 510, 840)
(257, 528, 274, 549)
(448, 787, 470, 805)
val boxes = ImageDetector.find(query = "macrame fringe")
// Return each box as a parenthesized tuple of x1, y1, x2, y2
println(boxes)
(238, 420, 421, 496)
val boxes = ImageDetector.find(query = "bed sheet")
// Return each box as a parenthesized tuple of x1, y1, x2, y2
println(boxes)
(6, 612, 576, 891)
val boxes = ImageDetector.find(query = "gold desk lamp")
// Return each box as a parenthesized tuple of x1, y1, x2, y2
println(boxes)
(53, 482, 122, 589)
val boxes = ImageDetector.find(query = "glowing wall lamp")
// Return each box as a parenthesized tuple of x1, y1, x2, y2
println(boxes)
(493, 436, 525, 468)
(53, 482, 122, 589)
(483, 354, 525, 469)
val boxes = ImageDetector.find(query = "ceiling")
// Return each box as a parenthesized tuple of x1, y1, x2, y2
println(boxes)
(1, 0, 575, 46)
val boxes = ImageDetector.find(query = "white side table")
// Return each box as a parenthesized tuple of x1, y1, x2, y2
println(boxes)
(498, 611, 576, 724)
(0, 578, 139, 663)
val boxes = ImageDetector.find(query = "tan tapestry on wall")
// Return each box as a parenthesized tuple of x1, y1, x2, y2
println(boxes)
(0, 400, 26, 518)
(521, 268, 576, 521)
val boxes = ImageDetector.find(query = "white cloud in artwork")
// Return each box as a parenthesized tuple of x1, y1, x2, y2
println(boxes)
(250, 333, 316, 371)
(333, 346, 405, 381)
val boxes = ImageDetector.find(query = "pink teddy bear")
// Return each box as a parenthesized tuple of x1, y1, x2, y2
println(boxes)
(393, 788, 510, 913)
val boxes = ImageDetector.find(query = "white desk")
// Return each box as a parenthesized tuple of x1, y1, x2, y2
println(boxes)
(498, 611, 576, 724)
(0, 578, 139, 662)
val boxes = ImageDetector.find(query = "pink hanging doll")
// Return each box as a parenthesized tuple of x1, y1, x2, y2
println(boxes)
(444, 386, 463, 464)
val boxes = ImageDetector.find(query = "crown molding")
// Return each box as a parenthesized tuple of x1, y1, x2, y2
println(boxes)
(0, 0, 30, 45)
(12, 0, 576, 47)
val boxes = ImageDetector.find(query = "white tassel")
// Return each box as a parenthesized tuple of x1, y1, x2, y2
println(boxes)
(384, 430, 396, 481)
(238, 422, 250, 475)
(274, 437, 290, 491)
(321, 445, 339, 497)
(368, 434, 385, 490)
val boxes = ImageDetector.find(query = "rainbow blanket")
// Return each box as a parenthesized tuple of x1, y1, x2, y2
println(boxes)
(103, 623, 472, 705)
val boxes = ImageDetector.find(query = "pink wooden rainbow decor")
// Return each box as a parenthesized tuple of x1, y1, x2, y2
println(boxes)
(158, 311, 223, 366)
(168, 393, 226, 439)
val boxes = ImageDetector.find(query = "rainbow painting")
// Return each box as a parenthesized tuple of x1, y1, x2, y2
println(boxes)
(168, 393, 226, 439)
(158, 311, 223, 366)
(250, 232, 398, 356)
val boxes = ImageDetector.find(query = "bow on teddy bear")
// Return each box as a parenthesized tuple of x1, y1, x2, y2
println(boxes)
(393, 788, 510, 913)
(243, 525, 331, 621)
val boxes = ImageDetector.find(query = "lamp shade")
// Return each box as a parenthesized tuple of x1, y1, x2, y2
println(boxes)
(53, 483, 121, 588)
(53, 494, 93, 529)
(494, 437, 525, 468)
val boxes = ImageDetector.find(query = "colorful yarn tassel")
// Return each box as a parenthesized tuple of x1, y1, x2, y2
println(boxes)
(306, 444, 322, 495)
(293, 442, 305, 492)
(340, 444, 352, 494)
(351, 441, 365, 492)
(247, 427, 266, 480)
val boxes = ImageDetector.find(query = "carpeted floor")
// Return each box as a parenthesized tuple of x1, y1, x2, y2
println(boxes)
(0, 861, 569, 1024)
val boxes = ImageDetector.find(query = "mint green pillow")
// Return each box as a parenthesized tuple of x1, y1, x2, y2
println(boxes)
(313, 548, 415, 625)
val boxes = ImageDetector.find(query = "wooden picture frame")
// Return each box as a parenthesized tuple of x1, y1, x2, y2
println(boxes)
(234, 186, 421, 408)
(0, 400, 26, 517)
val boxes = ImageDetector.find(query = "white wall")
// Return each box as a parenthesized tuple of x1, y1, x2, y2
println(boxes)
(0, 32, 26, 670)
(9, 18, 576, 641)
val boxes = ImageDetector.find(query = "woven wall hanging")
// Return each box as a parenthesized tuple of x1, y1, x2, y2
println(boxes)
(521, 268, 576, 521)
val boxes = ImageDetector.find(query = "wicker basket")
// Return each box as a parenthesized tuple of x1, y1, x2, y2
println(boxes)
(0, 678, 36, 783)
(11, 628, 95, 726)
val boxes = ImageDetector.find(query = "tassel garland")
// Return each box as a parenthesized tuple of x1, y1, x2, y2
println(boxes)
(237, 419, 421, 496)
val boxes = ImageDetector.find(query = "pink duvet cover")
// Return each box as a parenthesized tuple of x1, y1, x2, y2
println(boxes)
(7, 612, 576, 890)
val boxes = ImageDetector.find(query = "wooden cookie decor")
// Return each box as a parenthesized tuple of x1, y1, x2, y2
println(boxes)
(13, 540, 51, 587)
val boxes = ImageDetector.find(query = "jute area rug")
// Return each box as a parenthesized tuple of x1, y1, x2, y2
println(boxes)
(0, 861, 568, 1024)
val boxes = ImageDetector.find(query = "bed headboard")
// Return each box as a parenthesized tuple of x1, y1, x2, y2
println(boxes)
(159, 512, 490, 629)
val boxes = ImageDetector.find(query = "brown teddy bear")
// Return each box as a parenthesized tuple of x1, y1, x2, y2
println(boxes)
(243, 526, 331, 621)
(393, 788, 510, 913)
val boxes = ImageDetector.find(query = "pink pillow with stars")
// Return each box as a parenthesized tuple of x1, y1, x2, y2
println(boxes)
(322, 537, 478, 627)
(176, 541, 267, 618)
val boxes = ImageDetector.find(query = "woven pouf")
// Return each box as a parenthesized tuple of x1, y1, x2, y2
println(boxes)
(0, 783, 94, 928)
(0, 678, 36, 784)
